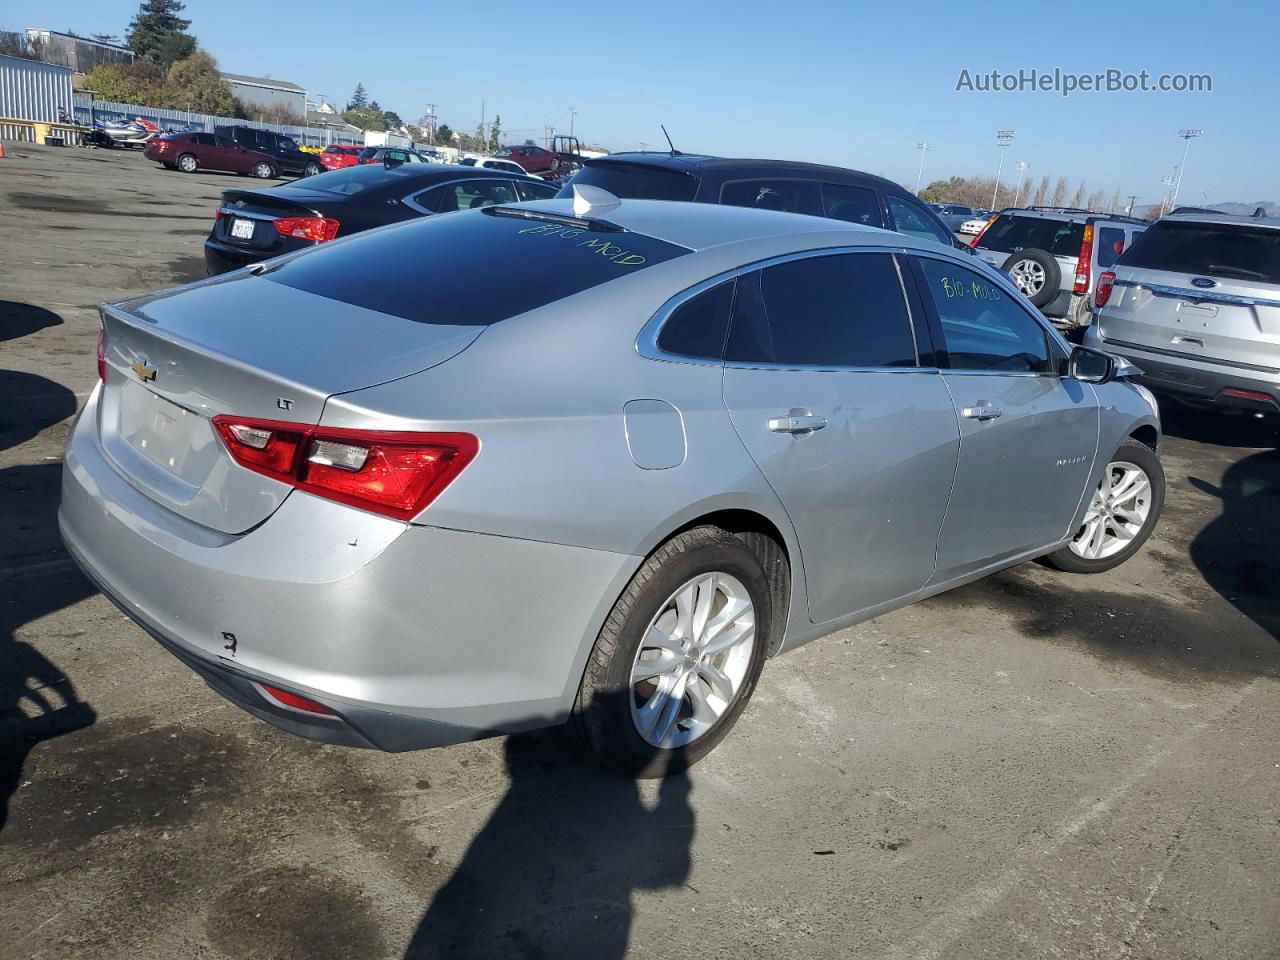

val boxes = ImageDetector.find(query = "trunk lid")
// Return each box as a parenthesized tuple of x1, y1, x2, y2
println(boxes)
(98, 272, 484, 534)
(213, 188, 327, 254)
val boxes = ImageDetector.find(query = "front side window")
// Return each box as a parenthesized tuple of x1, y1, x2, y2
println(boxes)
(725, 253, 917, 368)
(822, 184, 884, 227)
(916, 258, 1053, 374)
(886, 195, 954, 245)
(657, 280, 735, 360)
(720, 179, 821, 216)
(279, 137, 297, 152)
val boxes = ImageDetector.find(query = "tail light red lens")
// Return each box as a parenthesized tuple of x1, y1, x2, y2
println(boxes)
(272, 217, 340, 243)
(215, 205, 225, 224)
(1095, 271, 1117, 308)
(96, 329, 106, 382)
(212, 415, 478, 520)
(1073, 223, 1094, 294)
(258, 683, 336, 716)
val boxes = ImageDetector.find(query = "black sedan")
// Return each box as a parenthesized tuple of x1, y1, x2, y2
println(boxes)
(204, 163, 559, 275)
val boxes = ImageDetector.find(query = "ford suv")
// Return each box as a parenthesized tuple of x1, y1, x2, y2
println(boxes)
(971, 207, 1147, 328)
(1086, 211, 1280, 415)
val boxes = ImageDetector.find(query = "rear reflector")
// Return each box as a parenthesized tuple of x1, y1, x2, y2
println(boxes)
(1221, 388, 1278, 407)
(273, 216, 340, 244)
(1095, 271, 1117, 308)
(212, 416, 478, 520)
(258, 683, 336, 716)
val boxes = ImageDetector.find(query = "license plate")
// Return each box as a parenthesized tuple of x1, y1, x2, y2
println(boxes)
(230, 218, 255, 240)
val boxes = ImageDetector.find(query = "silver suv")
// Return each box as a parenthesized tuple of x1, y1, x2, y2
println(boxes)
(972, 207, 1147, 328)
(1086, 211, 1280, 415)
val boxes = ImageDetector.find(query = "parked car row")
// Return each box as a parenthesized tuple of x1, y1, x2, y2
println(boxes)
(144, 125, 323, 178)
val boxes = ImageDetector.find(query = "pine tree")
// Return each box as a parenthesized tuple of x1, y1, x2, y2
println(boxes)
(126, 0, 194, 69)
(349, 82, 368, 110)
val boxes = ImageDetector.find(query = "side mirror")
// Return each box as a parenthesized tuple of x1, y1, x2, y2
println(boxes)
(1069, 345, 1116, 384)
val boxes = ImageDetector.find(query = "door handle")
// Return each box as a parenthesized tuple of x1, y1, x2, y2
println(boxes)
(961, 403, 1003, 421)
(1170, 335, 1204, 347)
(768, 412, 828, 434)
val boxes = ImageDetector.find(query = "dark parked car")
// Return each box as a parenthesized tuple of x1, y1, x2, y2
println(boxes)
(559, 153, 967, 249)
(205, 162, 559, 275)
(214, 125, 323, 178)
(357, 146, 431, 166)
(144, 132, 281, 178)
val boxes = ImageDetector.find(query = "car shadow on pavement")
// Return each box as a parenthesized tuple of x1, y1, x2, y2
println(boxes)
(1158, 397, 1280, 448)
(1188, 449, 1280, 643)
(0, 300, 63, 343)
(404, 708, 694, 960)
(0, 369, 97, 834)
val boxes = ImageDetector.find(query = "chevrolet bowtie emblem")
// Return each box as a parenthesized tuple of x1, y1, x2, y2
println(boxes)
(131, 357, 157, 382)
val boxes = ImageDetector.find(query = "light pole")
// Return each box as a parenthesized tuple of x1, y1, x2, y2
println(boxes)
(1012, 160, 1030, 207)
(991, 130, 1015, 210)
(1168, 129, 1202, 211)
(1158, 172, 1176, 217)
(914, 141, 931, 194)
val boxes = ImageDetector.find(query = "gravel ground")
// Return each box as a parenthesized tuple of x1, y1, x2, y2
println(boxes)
(1, 144, 1278, 960)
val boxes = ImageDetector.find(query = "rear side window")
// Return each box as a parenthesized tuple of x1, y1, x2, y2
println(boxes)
(192, 133, 215, 146)
(515, 179, 558, 201)
(657, 281, 735, 360)
(562, 162, 698, 201)
(1096, 226, 1126, 268)
(720, 180, 821, 216)
(822, 184, 883, 227)
(978, 214, 1084, 257)
(725, 253, 917, 367)
(1118, 220, 1280, 284)
(264, 210, 690, 325)
(429, 180, 520, 212)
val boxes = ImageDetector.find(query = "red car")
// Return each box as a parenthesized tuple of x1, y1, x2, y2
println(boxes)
(319, 143, 364, 171)
(144, 132, 280, 178)
(494, 144, 560, 176)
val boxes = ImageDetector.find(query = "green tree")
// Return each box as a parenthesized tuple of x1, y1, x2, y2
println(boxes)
(163, 51, 235, 115)
(342, 106, 386, 131)
(348, 82, 368, 110)
(434, 122, 453, 146)
(126, 0, 195, 69)
(82, 60, 165, 104)
(488, 114, 502, 152)
(381, 109, 402, 129)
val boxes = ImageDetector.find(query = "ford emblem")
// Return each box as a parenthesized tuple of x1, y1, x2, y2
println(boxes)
(1190, 277, 1217, 289)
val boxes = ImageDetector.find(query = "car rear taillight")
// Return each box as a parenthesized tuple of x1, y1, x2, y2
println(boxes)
(1095, 271, 1117, 308)
(272, 216, 340, 243)
(212, 416, 478, 520)
(155, 140, 169, 151)
(96, 328, 106, 382)
(969, 215, 996, 249)
(1073, 223, 1094, 294)
(214, 205, 225, 224)
(257, 683, 336, 716)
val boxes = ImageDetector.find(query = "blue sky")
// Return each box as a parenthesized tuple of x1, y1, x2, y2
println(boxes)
(12, 0, 1278, 203)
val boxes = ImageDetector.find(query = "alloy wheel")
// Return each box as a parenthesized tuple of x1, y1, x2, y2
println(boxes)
(1009, 257, 1046, 296)
(1069, 460, 1153, 560)
(629, 572, 756, 749)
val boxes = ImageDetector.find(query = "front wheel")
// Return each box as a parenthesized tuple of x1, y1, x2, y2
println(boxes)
(1043, 437, 1164, 573)
(252, 161, 275, 179)
(571, 527, 771, 777)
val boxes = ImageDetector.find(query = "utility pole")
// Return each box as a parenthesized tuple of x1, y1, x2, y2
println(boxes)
(1012, 160, 1030, 207)
(479, 99, 485, 153)
(423, 102, 437, 145)
(570, 106, 576, 139)
(1125, 194, 1137, 216)
(914, 141, 930, 194)
(991, 130, 1015, 210)
(1168, 129, 1202, 211)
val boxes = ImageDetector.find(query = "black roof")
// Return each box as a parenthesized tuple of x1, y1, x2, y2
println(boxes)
(590, 152, 913, 194)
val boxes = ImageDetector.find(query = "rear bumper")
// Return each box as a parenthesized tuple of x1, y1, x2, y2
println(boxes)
(204, 238, 265, 275)
(59, 388, 639, 751)
(1088, 328, 1280, 411)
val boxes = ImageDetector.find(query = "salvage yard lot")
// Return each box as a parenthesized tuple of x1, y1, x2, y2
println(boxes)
(2, 145, 1279, 960)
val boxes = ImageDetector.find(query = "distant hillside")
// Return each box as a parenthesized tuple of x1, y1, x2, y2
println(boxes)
(1201, 201, 1279, 216)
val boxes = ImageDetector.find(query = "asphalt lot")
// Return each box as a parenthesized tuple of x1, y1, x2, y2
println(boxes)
(2, 144, 1279, 960)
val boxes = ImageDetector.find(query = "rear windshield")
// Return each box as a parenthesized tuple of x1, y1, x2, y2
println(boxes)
(264, 209, 691, 325)
(1118, 220, 1280, 284)
(560, 161, 698, 202)
(978, 214, 1084, 257)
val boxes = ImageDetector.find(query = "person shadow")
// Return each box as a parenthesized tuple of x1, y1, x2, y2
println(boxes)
(404, 697, 694, 960)
(1188, 448, 1280, 643)
(0, 364, 98, 833)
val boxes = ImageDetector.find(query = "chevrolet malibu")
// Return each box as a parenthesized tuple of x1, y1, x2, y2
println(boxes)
(61, 191, 1165, 775)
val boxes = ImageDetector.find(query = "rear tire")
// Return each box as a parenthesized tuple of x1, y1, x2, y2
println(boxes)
(1001, 248, 1060, 307)
(1043, 437, 1164, 573)
(177, 153, 198, 173)
(571, 526, 771, 778)
(303, 161, 321, 177)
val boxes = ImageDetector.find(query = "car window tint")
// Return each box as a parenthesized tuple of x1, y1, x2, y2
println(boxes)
(886, 195, 953, 245)
(435, 180, 520, 212)
(214, 136, 235, 148)
(561, 162, 698, 201)
(193, 133, 215, 146)
(265, 209, 690, 325)
(822, 184, 883, 227)
(279, 137, 297, 151)
(1096, 226, 1126, 268)
(515, 179, 558, 201)
(724, 253, 916, 367)
(1117, 219, 1280, 283)
(917, 258, 1053, 373)
(657, 280, 735, 360)
(720, 179, 821, 216)
(977, 215, 1084, 257)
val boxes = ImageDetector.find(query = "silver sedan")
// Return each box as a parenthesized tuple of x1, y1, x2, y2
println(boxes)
(60, 191, 1165, 775)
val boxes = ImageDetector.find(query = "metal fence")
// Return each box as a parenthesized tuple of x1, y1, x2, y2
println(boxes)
(69, 97, 362, 147)
(0, 53, 73, 141)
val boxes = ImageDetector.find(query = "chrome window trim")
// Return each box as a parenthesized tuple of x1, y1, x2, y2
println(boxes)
(1112, 278, 1280, 309)
(636, 244, 933, 372)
